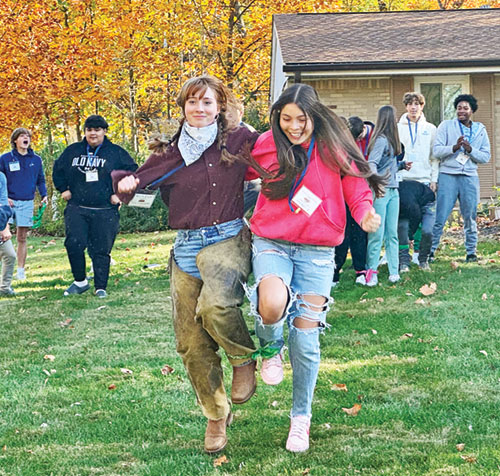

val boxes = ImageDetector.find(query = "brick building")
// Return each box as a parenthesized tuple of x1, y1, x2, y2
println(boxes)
(271, 8, 500, 198)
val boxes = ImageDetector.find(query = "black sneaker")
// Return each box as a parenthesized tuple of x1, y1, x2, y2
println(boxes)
(63, 282, 90, 296)
(466, 253, 478, 263)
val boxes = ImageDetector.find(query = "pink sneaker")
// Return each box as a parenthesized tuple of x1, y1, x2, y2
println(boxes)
(286, 415, 311, 452)
(260, 352, 283, 385)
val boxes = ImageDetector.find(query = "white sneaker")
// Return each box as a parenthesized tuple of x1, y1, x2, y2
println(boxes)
(261, 352, 284, 385)
(365, 271, 378, 287)
(286, 415, 311, 453)
(412, 252, 419, 265)
(16, 268, 26, 280)
(379, 253, 387, 266)
(388, 274, 400, 283)
(355, 274, 366, 285)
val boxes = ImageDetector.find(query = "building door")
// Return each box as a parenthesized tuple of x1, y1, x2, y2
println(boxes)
(414, 76, 469, 127)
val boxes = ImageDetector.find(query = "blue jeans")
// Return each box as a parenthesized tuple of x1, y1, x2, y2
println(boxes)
(366, 188, 400, 275)
(246, 236, 335, 418)
(431, 173, 479, 255)
(173, 218, 244, 279)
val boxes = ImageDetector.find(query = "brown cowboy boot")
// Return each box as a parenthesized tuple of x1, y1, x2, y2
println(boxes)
(204, 412, 233, 454)
(231, 360, 257, 404)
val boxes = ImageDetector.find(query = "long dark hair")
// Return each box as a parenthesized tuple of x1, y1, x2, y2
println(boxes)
(262, 83, 386, 199)
(367, 105, 401, 157)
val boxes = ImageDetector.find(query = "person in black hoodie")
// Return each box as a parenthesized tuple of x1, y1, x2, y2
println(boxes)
(53, 115, 137, 298)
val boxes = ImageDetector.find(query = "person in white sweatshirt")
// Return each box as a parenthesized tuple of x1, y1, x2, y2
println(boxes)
(397, 92, 438, 271)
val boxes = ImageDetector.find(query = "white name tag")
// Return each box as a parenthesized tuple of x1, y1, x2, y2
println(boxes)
(128, 189, 158, 208)
(9, 162, 20, 172)
(456, 152, 469, 165)
(85, 170, 99, 182)
(396, 172, 403, 182)
(291, 185, 322, 217)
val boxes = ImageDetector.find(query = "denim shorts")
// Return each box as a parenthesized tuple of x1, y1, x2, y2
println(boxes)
(248, 235, 335, 328)
(9, 199, 34, 227)
(173, 218, 244, 279)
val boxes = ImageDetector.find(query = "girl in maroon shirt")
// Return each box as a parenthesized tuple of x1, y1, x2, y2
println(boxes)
(114, 76, 261, 454)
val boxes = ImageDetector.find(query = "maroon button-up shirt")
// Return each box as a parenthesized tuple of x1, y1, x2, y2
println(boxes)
(112, 127, 259, 229)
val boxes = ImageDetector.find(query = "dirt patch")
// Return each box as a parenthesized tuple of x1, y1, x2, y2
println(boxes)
(443, 216, 500, 242)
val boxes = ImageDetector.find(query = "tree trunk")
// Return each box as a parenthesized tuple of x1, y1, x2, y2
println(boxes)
(129, 67, 138, 154)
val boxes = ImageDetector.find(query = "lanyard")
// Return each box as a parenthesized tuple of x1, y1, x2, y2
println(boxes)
(360, 124, 372, 157)
(288, 136, 315, 212)
(147, 163, 185, 189)
(458, 119, 474, 143)
(86, 144, 103, 167)
(10, 151, 19, 162)
(407, 118, 418, 148)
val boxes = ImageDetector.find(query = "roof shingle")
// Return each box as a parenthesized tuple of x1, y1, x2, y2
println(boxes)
(274, 9, 500, 68)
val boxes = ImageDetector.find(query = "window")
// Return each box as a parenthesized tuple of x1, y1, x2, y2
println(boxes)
(414, 76, 469, 127)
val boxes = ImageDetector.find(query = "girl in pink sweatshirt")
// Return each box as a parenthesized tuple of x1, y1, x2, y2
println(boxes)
(246, 83, 385, 452)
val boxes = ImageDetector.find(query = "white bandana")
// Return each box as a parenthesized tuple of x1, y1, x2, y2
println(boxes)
(178, 121, 218, 166)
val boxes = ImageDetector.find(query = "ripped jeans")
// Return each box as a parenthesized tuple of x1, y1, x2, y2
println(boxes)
(247, 236, 335, 417)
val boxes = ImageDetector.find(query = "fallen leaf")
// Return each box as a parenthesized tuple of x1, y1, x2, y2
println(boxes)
(450, 261, 459, 270)
(120, 368, 133, 376)
(126, 267, 133, 272)
(213, 455, 228, 467)
(371, 329, 378, 334)
(108, 384, 117, 390)
(271, 400, 278, 407)
(400, 333, 414, 340)
(481, 293, 488, 300)
(460, 454, 477, 463)
(302, 470, 310, 475)
(38, 296, 47, 301)
(323, 423, 331, 429)
(58, 318, 73, 327)
(415, 298, 427, 305)
(420, 282, 437, 296)
(342, 404, 362, 416)
(456, 443, 465, 452)
(97, 305, 106, 311)
(375, 297, 384, 303)
(479, 350, 488, 357)
(161, 364, 174, 375)
(488, 259, 496, 263)
(42, 369, 51, 376)
(125, 247, 131, 251)
(405, 292, 413, 296)
(44, 354, 55, 361)
(331, 383, 348, 392)
(359, 298, 367, 303)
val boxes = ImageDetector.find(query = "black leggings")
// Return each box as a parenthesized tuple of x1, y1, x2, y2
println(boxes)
(334, 206, 367, 282)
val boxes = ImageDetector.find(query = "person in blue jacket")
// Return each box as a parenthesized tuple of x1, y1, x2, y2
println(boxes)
(0, 128, 47, 281)
(430, 94, 491, 262)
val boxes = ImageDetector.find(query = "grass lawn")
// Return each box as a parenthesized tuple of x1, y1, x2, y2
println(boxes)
(0, 229, 499, 476)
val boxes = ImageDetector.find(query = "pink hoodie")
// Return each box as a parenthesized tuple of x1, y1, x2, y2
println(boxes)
(250, 131, 373, 247)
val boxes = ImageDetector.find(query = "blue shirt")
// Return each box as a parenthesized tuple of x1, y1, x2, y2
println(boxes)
(0, 148, 47, 200)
